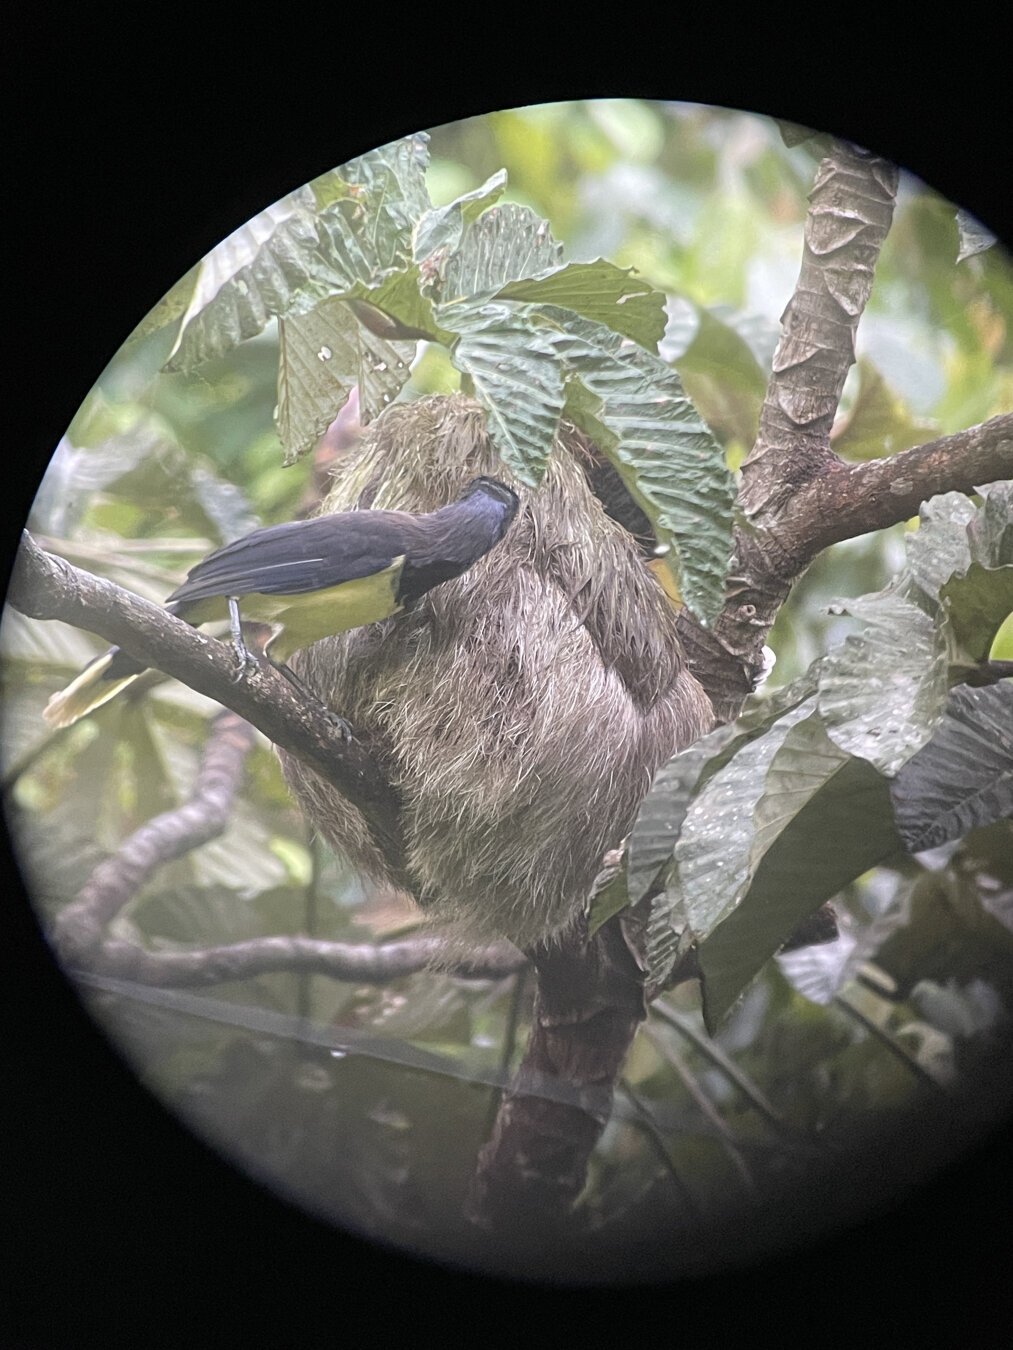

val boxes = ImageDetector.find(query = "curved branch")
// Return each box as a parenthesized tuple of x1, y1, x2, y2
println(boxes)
(52, 710, 255, 955)
(7, 531, 410, 882)
(67, 933, 525, 987)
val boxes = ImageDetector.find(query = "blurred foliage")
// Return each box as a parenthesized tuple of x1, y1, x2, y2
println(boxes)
(2, 100, 1012, 1280)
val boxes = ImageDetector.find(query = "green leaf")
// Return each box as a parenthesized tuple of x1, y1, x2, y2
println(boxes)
(817, 589, 949, 775)
(670, 699, 817, 941)
(165, 188, 328, 372)
(941, 563, 1013, 663)
(695, 715, 903, 1030)
(276, 299, 414, 462)
(320, 131, 432, 247)
(548, 313, 736, 623)
(450, 311, 566, 485)
(436, 203, 563, 308)
(127, 263, 201, 344)
(497, 259, 667, 349)
(671, 304, 768, 449)
(413, 169, 508, 260)
(361, 266, 452, 337)
(627, 724, 736, 903)
(166, 136, 431, 373)
(891, 682, 1013, 852)
(588, 860, 630, 935)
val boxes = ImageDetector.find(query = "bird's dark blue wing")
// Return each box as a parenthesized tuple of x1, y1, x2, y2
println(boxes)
(166, 511, 419, 605)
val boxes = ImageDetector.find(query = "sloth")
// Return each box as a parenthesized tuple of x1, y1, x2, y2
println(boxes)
(279, 394, 714, 952)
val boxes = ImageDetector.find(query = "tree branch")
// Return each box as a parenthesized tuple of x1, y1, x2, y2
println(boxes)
(675, 144, 1010, 725)
(792, 415, 1013, 557)
(67, 933, 524, 987)
(8, 530, 411, 884)
(52, 710, 255, 955)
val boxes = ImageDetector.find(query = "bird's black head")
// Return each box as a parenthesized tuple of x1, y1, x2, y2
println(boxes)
(460, 475, 521, 522)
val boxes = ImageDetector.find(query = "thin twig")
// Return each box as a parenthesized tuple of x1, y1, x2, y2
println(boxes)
(651, 999, 798, 1137)
(643, 1023, 760, 1200)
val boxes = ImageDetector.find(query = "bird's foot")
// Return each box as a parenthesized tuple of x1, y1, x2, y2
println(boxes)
(231, 640, 261, 685)
(321, 708, 353, 742)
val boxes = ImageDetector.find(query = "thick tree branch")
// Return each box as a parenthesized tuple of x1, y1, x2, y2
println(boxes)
(8, 531, 410, 883)
(468, 918, 647, 1235)
(792, 415, 1013, 557)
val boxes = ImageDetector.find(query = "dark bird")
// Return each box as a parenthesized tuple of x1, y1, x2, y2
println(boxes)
(43, 475, 520, 728)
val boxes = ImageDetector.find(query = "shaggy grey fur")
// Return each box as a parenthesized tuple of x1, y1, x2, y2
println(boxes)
(279, 395, 714, 950)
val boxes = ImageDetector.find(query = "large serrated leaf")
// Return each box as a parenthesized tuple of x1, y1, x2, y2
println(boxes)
(817, 589, 949, 775)
(345, 265, 455, 345)
(451, 314, 565, 486)
(695, 714, 902, 1030)
(127, 263, 202, 345)
(547, 312, 735, 623)
(335, 132, 431, 233)
(413, 169, 508, 260)
(437, 203, 563, 308)
(166, 136, 431, 373)
(276, 299, 414, 462)
(496, 260, 667, 350)
(891, 682, 1013, 852)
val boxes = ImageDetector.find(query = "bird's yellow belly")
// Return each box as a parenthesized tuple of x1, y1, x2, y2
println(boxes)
(185, 560, 404, 665)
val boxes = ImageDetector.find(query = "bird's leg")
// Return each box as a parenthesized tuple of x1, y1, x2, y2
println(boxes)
(227, 597, 261, 684)
(269, 657, 353, 742)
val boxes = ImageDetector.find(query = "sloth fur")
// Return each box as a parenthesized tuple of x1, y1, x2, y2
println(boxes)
(279, 395, 714, 950)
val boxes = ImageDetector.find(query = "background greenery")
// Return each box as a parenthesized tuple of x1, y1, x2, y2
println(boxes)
(2, 100, 1011, 1281)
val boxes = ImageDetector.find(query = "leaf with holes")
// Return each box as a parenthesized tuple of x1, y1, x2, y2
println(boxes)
(436, 203, 563, 310)
(413, 170, 508, 261)
(276, 300, 414, 462)
(166, 136, 431, 373)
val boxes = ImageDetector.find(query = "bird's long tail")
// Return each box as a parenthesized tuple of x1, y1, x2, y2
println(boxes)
(43, 649, 146, 728)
